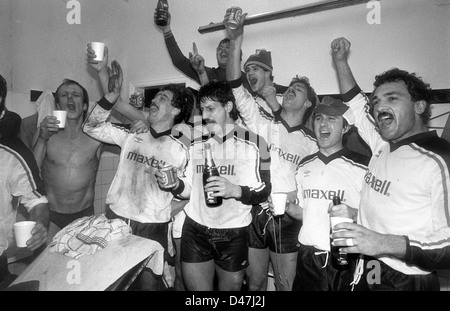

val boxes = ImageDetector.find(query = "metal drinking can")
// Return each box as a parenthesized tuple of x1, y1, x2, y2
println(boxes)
(226, 7, 242, 30)
(160, 165, 177, 188)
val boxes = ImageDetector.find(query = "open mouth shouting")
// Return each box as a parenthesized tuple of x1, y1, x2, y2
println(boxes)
(248, 76, 258, 86)
(149, 102, 159, 113)
(377, 110, 394, 128)
(284, 89, 296, 100)
(219, 51, 228, 60)
(66, 103, 76, 113)
(319, 128, 331, 139)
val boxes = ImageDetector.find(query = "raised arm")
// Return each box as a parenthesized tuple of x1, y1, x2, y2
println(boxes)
(224, 8, 247, 82)
(87, 45, 121, 104)
(189, 42, 209, 86)
(331, 37, 357, 94)
(155, 11, 203, 84)
(331, 37, 383, 152)
(87, 43, 109, 95)
(87, 46, 146, 125)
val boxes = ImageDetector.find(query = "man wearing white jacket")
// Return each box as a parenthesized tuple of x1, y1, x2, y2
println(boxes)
(330, 37, 450, 290)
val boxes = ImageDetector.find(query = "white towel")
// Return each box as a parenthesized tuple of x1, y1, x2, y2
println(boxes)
(35, 90, 55, 128)
(49, 214, 131, 259)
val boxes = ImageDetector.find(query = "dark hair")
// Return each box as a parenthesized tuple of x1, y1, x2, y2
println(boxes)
(55, 79, 90, 120)
(161, 84, 194, 125)
(313, 114, 351, 145)
(217, 38, 243, 63)
(290, 75, 319, 126)
(197, 80, 240, 121)
(372, 68, 434, 124)
(218, 38, 230, 46)
(0, 74, 6, 113)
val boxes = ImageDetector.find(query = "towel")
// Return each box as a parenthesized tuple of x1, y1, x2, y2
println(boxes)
(49, 214, 131, 259)
(35, 90, 55, 128)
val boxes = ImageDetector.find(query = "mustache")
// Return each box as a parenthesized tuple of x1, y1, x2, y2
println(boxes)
(203, 119, 217, 124)
(377, 111, 393, 121)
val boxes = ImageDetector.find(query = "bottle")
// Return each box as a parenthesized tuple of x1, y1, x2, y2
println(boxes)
(155, 0, 169, 27)
(330, 196, 349, 270)
(203, 143, 222, 207)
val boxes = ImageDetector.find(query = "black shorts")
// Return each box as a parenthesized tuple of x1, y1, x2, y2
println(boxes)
(292, 244, 355, 291)
(181, 216, 249, 272)
(0, 252, 10, 283)
(248, 204, 301, 253)
(50, 206, 95, 229)
(353, 256, 440, 291)
(106, 208, 175, 266)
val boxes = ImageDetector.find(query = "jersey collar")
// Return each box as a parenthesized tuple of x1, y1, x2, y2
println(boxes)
(317, 148, 350, 165)
(149, 126, 172, 139)
(388, 131, 437, 152)
(273, 107, 313, 135)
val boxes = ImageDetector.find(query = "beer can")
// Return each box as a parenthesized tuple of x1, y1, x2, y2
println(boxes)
(160, 165, 177, 188)
(226, 7, 242, 30)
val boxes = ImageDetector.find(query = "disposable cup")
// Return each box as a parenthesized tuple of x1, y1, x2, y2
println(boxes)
(52, 110, 67, 128)
(13, 221, 36, 248)
(271, 192, 287, 216)
(91, 42, 105, 61)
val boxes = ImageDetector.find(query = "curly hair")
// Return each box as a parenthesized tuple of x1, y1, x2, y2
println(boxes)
(289, 75, 319, 126)
(161, 84, 194, 125)
(373, 68, 434, 124)
(197, 80, 240, 121)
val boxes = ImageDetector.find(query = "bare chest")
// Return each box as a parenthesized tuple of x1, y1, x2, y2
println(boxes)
(46, 134, 101, 167)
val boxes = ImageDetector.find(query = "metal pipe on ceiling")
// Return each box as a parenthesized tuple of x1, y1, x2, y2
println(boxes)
(198, 0, 371, 34)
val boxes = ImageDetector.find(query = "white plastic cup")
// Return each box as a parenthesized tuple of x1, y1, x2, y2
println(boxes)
(91, 42, 105, 61)
(271, 192, 287, 216)
(52, 110, 67, 128)
(13, 221, 36, 248)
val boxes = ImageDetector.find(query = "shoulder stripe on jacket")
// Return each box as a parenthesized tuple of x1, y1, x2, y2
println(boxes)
(0, 144, 43, 198)
(410, 143, 450, 226)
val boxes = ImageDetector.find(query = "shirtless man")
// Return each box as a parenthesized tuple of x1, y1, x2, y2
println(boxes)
(33, 79, 116, 242)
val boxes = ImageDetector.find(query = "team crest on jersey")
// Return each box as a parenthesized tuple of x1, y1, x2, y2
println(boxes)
(134, 136, 143, 143)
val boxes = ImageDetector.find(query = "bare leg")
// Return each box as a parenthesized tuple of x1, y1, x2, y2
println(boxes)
(173, 238, 185, 291)
(246, 247, 270, 291)
(270, 251, 298, 291)
(182, 260, 215, 291)
(216, 265, 246, 291)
